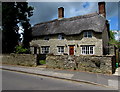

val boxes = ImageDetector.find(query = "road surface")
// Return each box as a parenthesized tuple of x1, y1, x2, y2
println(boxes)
(2, 70, 117, 90)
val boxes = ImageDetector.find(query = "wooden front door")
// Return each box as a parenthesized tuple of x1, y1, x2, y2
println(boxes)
(69, 46, 74, 55)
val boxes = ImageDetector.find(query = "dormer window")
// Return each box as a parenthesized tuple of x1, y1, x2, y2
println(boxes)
(44, 36, 49, 40)
(84, 31, 92, 38)
(58, 34, 64, 40)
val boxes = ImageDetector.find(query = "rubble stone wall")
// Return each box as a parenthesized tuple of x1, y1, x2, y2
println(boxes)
(2, 54, 37, 67)
(46, 55, 115, 74)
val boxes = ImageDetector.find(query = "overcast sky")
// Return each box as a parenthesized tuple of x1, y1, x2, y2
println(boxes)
(28, 2, 119, 31)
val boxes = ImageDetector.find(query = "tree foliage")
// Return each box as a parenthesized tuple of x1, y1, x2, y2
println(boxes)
(109, 30, 115, 41)
(2, 2, 20, 53)
(15, 45, 30, 54)
(2, 2, 34, 53)
(109, 30, 120, 48)
(16, 2, 34, 48)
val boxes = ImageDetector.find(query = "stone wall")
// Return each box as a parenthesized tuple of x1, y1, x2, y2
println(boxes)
(109, 46, 115, 55)
(2, 54, 37, 67)
(46, 55, 115, 74)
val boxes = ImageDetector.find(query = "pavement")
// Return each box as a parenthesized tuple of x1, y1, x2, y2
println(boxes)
(113, 67, 120, 76)
(0, 64, 120, 90)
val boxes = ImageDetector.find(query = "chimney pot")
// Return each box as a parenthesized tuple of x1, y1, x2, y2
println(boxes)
(58, 7, 64, 19)
(98, 2, 106, 18)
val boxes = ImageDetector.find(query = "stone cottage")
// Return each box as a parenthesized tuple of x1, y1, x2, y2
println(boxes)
(30, 2, 110, 56)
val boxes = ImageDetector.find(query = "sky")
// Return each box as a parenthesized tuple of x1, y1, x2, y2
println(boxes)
(27, 2, 119, 40)
(28, 2, 119, 30)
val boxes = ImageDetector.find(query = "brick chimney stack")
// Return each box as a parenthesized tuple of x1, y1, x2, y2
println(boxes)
(98, 2, 106, 18)
(58, 7, 64, 19)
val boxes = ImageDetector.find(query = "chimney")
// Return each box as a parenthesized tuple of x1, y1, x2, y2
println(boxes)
(58, 7, 64, 19)
(98, 2, 106, 17)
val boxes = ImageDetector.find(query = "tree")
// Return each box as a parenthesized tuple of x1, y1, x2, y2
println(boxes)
(2, 2, 34, 53)
(109, 30, 120, 48)
(109, 30, 115, 41)
(2, 2, 20, 53)
(16, 2, 34, 49)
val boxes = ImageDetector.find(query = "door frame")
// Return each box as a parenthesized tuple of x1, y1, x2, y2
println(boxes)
(68, 45, 75, 55)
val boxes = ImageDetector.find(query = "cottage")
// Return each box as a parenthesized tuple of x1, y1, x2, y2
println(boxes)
(30, 2, 110, 56)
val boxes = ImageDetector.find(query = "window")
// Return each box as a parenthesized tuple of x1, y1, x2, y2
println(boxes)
(44, 36, 49, 40)
(57, 46, 64, 53)
(41, 46, 50, 54)
(84, 31, 92, 38)
(81, 45, 94, 55)
(58, 34, 64, 40)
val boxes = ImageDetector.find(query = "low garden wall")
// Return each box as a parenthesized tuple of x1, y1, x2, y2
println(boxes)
(46, 55, 115, 74)
(2, 54, 37, 67)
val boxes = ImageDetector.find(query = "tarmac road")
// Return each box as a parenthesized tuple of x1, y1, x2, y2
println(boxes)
(2, 69, 117, 90)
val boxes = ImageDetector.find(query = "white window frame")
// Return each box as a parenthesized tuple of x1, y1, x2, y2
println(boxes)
(84, 31, 92, 38)
(41, 46, 50, 54)
(81, 45, 94, 55)
(57, 46, 64, 53)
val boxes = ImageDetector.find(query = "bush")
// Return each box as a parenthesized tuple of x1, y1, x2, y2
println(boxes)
(39, 60, 46, 65)
(15, 46, 30, 54)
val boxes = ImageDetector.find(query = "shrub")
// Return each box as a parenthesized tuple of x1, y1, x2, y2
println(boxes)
(39, 60, 46, 65)
(15, 46, 30, 54)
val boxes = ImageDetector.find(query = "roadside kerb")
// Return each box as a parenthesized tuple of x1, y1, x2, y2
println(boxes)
(0, 65, 119, 90)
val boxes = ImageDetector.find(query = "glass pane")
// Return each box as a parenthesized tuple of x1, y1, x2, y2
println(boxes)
(88, 32, 92, 37)
(86, 46, 89, 54)
(42, 47, 44, 54)
(83, 47, 85, 50)
(90, 46, 93, 54)
(90, 51, 93, 54)
(90, 46, 93, 50)
(47, 47, 49, 53)
(61, 47, 64, 52)
(59, 47, 61, 52)
(84, 32, 87, 37)
(62, 36, 64, 39)
(58, 35, 64, 40)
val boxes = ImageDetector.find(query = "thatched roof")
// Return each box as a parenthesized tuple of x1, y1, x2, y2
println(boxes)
(32, 13, 106, 37)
